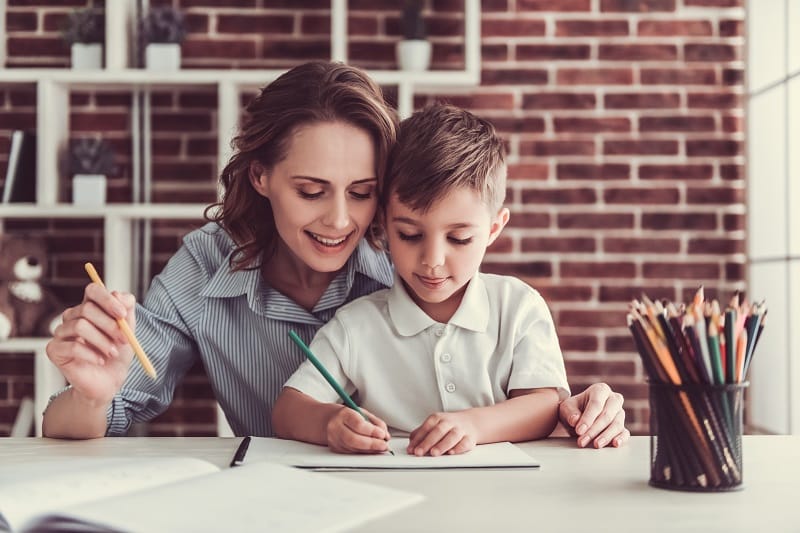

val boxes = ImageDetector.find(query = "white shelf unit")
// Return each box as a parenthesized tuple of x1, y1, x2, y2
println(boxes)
(0, 0, 481, 437)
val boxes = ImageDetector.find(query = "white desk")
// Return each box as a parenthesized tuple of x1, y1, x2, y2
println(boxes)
(1, 436, 798, 532)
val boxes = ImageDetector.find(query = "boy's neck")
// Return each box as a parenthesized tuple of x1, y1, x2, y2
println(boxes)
(403, 278, 471, 324)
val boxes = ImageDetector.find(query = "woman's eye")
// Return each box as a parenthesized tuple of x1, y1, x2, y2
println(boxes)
(449, 236, 473, 245)
(397, 232, 422, 242)
(349, 189, 374, 200)
(298, 189, 324, 199)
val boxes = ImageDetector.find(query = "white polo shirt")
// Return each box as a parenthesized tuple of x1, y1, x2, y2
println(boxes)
(284, 272, 570, 434)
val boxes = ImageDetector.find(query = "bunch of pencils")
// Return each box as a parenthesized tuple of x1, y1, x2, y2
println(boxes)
(627, 288, 767, 491)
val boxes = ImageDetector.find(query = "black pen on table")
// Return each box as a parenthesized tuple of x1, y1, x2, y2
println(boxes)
(288, 330, 394, 455)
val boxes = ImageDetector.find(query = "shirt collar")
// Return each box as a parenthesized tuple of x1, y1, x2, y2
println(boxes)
(388, 273, 489, 336)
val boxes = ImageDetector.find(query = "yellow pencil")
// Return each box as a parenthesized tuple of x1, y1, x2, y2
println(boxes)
(84, 262, 157, 379)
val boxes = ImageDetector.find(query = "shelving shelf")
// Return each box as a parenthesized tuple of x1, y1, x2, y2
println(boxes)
(0, 0, 480, 437)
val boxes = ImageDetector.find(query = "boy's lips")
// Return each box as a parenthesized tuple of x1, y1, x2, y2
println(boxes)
(416, 274, 449, 289)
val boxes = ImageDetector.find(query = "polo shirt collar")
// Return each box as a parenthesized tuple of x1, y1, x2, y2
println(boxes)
(388, 273, 489, 336)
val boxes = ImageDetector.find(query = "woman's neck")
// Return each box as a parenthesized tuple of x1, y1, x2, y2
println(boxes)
(261, 244, 340, 311)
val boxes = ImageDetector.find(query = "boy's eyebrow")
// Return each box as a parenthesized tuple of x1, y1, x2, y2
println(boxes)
(291, 176, 377, 185)
(392, 216, 477, 230)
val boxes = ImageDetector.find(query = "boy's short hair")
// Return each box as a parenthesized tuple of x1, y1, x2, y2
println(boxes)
(382, 103, 506, 213)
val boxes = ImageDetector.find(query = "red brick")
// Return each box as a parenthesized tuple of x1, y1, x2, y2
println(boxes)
(346, 16, 379, 36)
(481, 68, 548, 85)
(686, 186, 744, 204)
(685, 0, 742, 6)
(558, 213, 635, 229)
(440, 93, 515, 110)
(152, 162, 216, 182)
(482, 19, 546, 37)
(638, 20, 712, 36)
(639, 164, 712, 180)
(556, 20, 629, 36)
(482, 44, 509, 61)
(642, 213, 716, 230)
(603, 237, 681, 254)
(508, 163, 549, 180)
(262, 39, 330, 61)
(560, 309, 630, 328)
(152, 112, 212, 132)
(71, 112, 129, 132)
(181, 0, 257, 6)
(605, 92, 680, 108)
(688, 92, 741, 109)
(558, 163, 630, 180)
(720, 164, 744, 180)
(521, 187, 597, 204)
(517, 0, 591, 10)
(186, 138, 217, 156)
(639, 115, 715, 132)
(522, 237, 596, 253)
(598, 284, 677, 302)
(720, 20, 743, 37)
(560, 335, 600, 352)
(686, 139, 742, 157)
(601, 0, 676, 11)
(554, 117, 631, 132)
(722, 68, 744, 85)
(184, 13, 209, 33)
(685, 43, 738, 62)
(643, 262, 720, 279)
(151, 138, 182, 157)
(599, 44, 677, 61)
(183, 39, 257, 60)
(218, 15, 293, 34)
(722, 115, 743, 132)
(0, 111, 36, 130)
(517, 44, 591, 61)
(520, 140, 595, 156)
(603, 187, 680, 204)
(641, 68, 716, 85)
(483, 0, 511, 11)
(505, 212, 551, 228)
(7, 11, 38, 31)
(557, 68, 633, 85)
(482, 261, 553, 277)
(9, 89, 36, 106)
(523, 92, 596, 109)
(725, 262, 745, 281)
(688, 237, 744, 254)
(604, 140, 679, 155)
(7, 36, 66, 57)
(490, 117, 546, 133)
(487, 236, 513, 253)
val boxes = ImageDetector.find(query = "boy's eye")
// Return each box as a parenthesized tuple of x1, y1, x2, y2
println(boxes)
(397, 232, 422, 242)
(449, 236, 473, 245)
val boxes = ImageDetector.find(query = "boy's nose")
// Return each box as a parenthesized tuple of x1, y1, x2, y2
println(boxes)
(421, 242, 445, 270)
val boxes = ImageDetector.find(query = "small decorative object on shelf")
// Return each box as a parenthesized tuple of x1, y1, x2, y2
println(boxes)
(61, 7, 105, 70)
(141, 5, 187, 71)
(397, 0, 431, 72)
(68, 137, 117, 207)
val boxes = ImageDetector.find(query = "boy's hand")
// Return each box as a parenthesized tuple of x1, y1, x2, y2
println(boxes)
(407, 412, 477, 456)
(325, 407, 391, 454)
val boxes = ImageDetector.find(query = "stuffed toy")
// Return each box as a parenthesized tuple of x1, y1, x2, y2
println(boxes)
(0, 234, 63, 340)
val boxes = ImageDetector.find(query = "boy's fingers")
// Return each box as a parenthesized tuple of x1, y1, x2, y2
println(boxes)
(428, 429, 462, 457)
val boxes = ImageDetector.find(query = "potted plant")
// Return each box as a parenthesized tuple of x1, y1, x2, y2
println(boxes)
(140, 5, 187, 71)
(397, 0, 431, 71)
(61, 7, 104, 70)
(68, 137, 117, 206)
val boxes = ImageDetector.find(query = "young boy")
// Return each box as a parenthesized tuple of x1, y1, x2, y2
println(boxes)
(272, 104, 569, 457)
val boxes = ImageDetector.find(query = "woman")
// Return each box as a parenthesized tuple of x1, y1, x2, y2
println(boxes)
(43, 61, 628, 448)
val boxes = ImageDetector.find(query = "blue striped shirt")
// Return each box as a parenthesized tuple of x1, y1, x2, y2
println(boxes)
(106, 222, 394, 437)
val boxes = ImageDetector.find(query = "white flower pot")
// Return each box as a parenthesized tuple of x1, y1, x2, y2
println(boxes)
(73, 174, 107, 207)
(146, 43, 181, 71)
(397, 39, 432, 71)
(71, 43, 103, 70)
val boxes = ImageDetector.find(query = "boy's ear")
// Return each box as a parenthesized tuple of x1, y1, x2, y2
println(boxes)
(486, 207, 510, 248)
(249, 161, 269, 197)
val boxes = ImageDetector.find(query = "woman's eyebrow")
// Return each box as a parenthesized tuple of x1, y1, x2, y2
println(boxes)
(290, 176, 377, 185)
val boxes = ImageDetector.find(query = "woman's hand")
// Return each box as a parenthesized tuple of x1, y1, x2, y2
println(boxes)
(559, 383, 630, 448)
(407, 411, 478, 456)
(45, 282, 136, 407)
(325, 407, 391, 454)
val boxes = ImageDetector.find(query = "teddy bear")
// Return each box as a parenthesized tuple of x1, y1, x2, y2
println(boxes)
(0, 234, 64, 340)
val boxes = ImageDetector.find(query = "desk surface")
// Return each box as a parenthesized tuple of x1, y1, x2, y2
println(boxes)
(1, 436, 798, 532)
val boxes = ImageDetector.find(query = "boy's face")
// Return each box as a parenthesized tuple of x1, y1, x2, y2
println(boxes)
(386, 186, 509, 322)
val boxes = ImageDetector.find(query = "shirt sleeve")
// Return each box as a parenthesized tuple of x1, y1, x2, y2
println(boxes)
(282, 315, 355, 404)
(105, 245, 203, 436)
(507, 288, 571, 401)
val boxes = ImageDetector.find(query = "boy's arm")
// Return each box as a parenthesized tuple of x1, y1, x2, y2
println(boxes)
(407, 388, 560, 456)
(272, 387, 391, 453)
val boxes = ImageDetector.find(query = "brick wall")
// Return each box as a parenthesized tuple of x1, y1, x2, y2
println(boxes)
(0, 0, 745, 436)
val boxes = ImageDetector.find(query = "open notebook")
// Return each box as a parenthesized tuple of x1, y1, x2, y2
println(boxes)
(0, 456, 422, 533)
(238, 437, 540, 471)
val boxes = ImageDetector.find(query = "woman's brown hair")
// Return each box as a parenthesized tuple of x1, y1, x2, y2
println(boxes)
(206, 61, 398, 270)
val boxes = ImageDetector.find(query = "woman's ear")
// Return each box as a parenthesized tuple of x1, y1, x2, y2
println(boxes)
(486, 207, 510, 248)
(249, 161, 269, 197)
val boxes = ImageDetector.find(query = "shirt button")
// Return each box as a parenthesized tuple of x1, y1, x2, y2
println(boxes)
(435, 326, 445, 337)
(440, 353, 452, 363)
(445, 382, 456, 393)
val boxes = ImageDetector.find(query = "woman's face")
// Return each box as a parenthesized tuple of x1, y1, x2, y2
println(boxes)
(251, 121, 378, 274)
